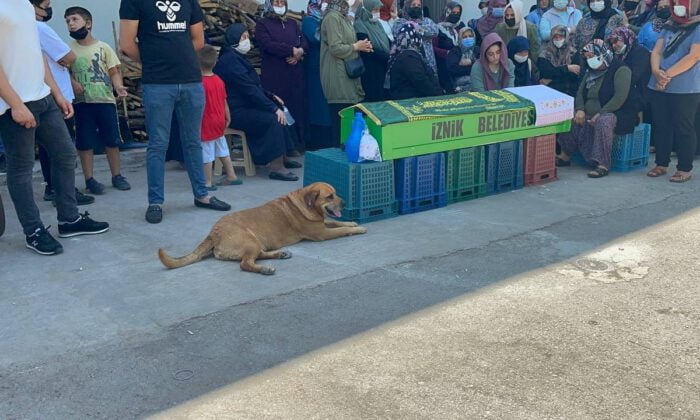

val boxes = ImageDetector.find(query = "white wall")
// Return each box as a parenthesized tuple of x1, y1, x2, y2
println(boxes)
(47, 0, 121, 48)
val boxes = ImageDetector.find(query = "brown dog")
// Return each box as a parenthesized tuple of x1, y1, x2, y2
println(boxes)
(158, 182, 367, 274)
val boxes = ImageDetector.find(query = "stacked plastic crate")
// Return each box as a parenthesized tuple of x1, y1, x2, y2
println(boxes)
(611, 123, 651, 171)
(524, 134, 558, 185)
(303, 148, 397, 223)
(485, 140, 525, 194)
(395, 153, 447, 214)
(445, 146, 488, 204)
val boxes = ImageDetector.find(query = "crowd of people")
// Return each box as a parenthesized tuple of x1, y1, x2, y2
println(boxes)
(0, 0, 698, 256)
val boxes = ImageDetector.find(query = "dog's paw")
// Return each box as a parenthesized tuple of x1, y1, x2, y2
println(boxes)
(355, 227, 368, 234)
(279, 251, 293, 259)
(260, 266, 276, 275)
(347, 221, 359, 227)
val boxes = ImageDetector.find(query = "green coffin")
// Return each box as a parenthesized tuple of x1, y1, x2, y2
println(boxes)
(340, 90, 571, 160)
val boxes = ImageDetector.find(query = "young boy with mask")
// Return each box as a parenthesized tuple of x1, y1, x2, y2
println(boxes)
(64, 6, 131, 195)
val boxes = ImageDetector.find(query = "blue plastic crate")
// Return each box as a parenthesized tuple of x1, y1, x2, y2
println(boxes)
(303, 148, 395, 209)
(485, 140, 524, 194)
(395, 153, 447, 214)
(611, 124, 650, 171)
(341, 201, 399, 223)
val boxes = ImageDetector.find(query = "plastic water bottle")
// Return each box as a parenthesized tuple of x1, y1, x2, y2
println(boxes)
(345, 112, 365, 163)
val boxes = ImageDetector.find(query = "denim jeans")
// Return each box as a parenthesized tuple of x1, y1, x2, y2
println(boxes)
(142, 83, 207, 204)
(0, 95, 79, 235)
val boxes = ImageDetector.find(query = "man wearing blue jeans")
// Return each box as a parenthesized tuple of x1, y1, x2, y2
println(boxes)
(119, 0, 231, 224)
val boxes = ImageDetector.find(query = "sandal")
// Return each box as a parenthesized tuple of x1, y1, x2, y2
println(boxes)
(646, 166, 667, 177)
(269, 171, 299, 181)
(284, 159, 303, 169)
(217, 177, 243, 186)
(587, 166, 609, 178)
(555, 157, 571, 167)
(669, 171, 692, 183)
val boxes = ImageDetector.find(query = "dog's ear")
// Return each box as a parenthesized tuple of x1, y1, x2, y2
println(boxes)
(304, 189, 320, 208)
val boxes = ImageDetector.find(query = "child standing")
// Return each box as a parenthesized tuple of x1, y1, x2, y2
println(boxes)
(65, 6, 130, 195)
(198, 45, 241, 190)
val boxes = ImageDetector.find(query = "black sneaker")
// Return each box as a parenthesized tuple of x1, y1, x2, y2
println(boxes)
(112, 174, 131, 191)
(75, 189, 95, 205)
(58, 212, 109, 238)
(85, 177, 105, 195)
(26, 226, 63, 255)
(43, 185, 55, 201)
(145, 204, 163, 224)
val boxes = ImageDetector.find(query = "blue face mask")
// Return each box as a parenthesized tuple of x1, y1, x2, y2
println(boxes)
(461, 37, 475, 48)
(492, 7, 505, 17)
(553, 0, 568, 9)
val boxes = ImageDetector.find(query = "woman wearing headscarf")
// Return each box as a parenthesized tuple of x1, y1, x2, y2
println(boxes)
(388, 23, 443, 99)
(257, 0, 309, 152)
(645, 0, 700, 182)
(495, 0, 541, 63)
(557, 40, 632, 178)
(302, 0, 332, 150)
(606, 27, 651, 134)
(573, 0, 625, 51)
(638, 0, 672, 51)
(477, 0, 508, 40)
(433, 1, 463, 93)
(508, 36, 539, 86)
(447, 27, 478, 92)
(320, 0, 371, 147)
(354, 0, 392, 102)
(392, 0, 440, 75)
(470, 32, 516, 91)
(537, 25, 581, 96)
(540, 0, 583, 41)
(214, 24, 300, 181)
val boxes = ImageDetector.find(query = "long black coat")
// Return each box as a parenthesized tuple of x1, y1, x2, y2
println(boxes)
(389, 50, 443, 100)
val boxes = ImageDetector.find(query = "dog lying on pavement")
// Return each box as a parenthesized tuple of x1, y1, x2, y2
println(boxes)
(158, 182, 367, 274)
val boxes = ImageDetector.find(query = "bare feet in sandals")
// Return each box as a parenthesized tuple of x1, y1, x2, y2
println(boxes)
(646, 166, 667, 177)
(670, 171, 692, 183)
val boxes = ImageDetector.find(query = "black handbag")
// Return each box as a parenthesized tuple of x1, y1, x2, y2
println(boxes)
(344, 56, 365, 79)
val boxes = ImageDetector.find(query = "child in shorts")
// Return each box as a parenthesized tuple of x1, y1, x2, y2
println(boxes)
(198, 45, 241, 190)
(65, 6, 130, 195)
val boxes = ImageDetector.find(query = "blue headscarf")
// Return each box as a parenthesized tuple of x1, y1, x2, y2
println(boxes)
(507, 36, 533, 87)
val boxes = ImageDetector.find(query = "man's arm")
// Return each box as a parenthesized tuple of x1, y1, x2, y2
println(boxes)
(44, 56, 73, 119)
(191, 22, 205, 51)
(57, 51, 76, 67)
(0, 66, 36, 128)
(119, 19, 141, 62)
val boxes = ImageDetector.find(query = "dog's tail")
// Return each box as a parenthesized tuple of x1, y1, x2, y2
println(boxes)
(158, 236, 214, 269)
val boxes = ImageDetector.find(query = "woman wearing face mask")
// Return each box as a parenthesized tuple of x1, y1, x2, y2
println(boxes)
(433, 1, 463, 93)
(540, 0, 583, 41)
(557, 40, 631, 178)
(302, 0, 333, 150)
(354, 0, 392, 101)
(214, 24, 300, 181)
(387, 23, 443, 99)
(477, 0, 508, 40)
(495, 0, 541, 64)
(645, 0, 700, 182)
(468, 1, 489, 45)
(638, 0, 672, 51)
(320, 0, 370, 147)
(257, 0, 309, 153)
(525, 0, 552, 33)
(508, 36, 539, 86)
(447, 27, 478, 92)
(392, 0, 439, 75)
(537, 25, 581, 96)
(470, 33, 516, 91)
(573, 0, 625, 51)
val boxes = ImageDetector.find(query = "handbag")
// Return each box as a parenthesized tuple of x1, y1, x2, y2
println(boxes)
(344, 56, 365, 79)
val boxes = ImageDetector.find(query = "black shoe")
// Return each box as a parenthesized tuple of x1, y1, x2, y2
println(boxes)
(555, 157, 571, 167)
(284, 159, 303, 169)
(194, 196, 231, 211)
(145, 204, 163, 224)
(75, 189, 95, 205)
(269, 171, 299, 181)
(58, 212, 109, 238)
(25, 226, 63, 255)
(85, 177, 105, 195)
(43, 185, 55, 201)
(112, 174, 131, 191)
(286, 150, 302, 158)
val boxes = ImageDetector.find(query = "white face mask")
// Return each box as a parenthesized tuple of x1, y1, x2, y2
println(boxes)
(321, 2, 328, 11)
(587, 55, 604, 69)
(480, 7, 488, 15)
(273, 5, 286, 15)
(590, 1, 605, 12)
(347, 0, 355, 7)
(236, 39, 251, 54)
(614, 44, 626, 55)
(673, 5, 687, 15)
(372, 11, 381, 20)
(513, 54, 528, 63)
(553, 39, 566, 48)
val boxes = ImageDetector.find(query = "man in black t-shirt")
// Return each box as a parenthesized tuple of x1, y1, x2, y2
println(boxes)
(120, 0, 230, 224)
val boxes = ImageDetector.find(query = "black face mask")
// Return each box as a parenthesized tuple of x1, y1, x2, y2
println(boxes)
(623, 0, 638, 11)
(39, 6, 53, 22)
(505, 17, 516, 27)
(446, 13, 460, 24)
(408, 7, 422, 18)
(656, 7, 671, 18)
(69, 26, 89, 40)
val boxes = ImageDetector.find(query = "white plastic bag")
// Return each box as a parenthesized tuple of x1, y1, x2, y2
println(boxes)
(359, 129, 382, 162)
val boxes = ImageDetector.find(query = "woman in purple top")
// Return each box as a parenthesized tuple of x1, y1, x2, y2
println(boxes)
(256, 0, 309, 151)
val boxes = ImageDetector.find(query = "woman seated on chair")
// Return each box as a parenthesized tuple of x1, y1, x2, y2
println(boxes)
(387, 23, 443, 100)
(214, 24, 301, 182)
(556, 40, 632, 178)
